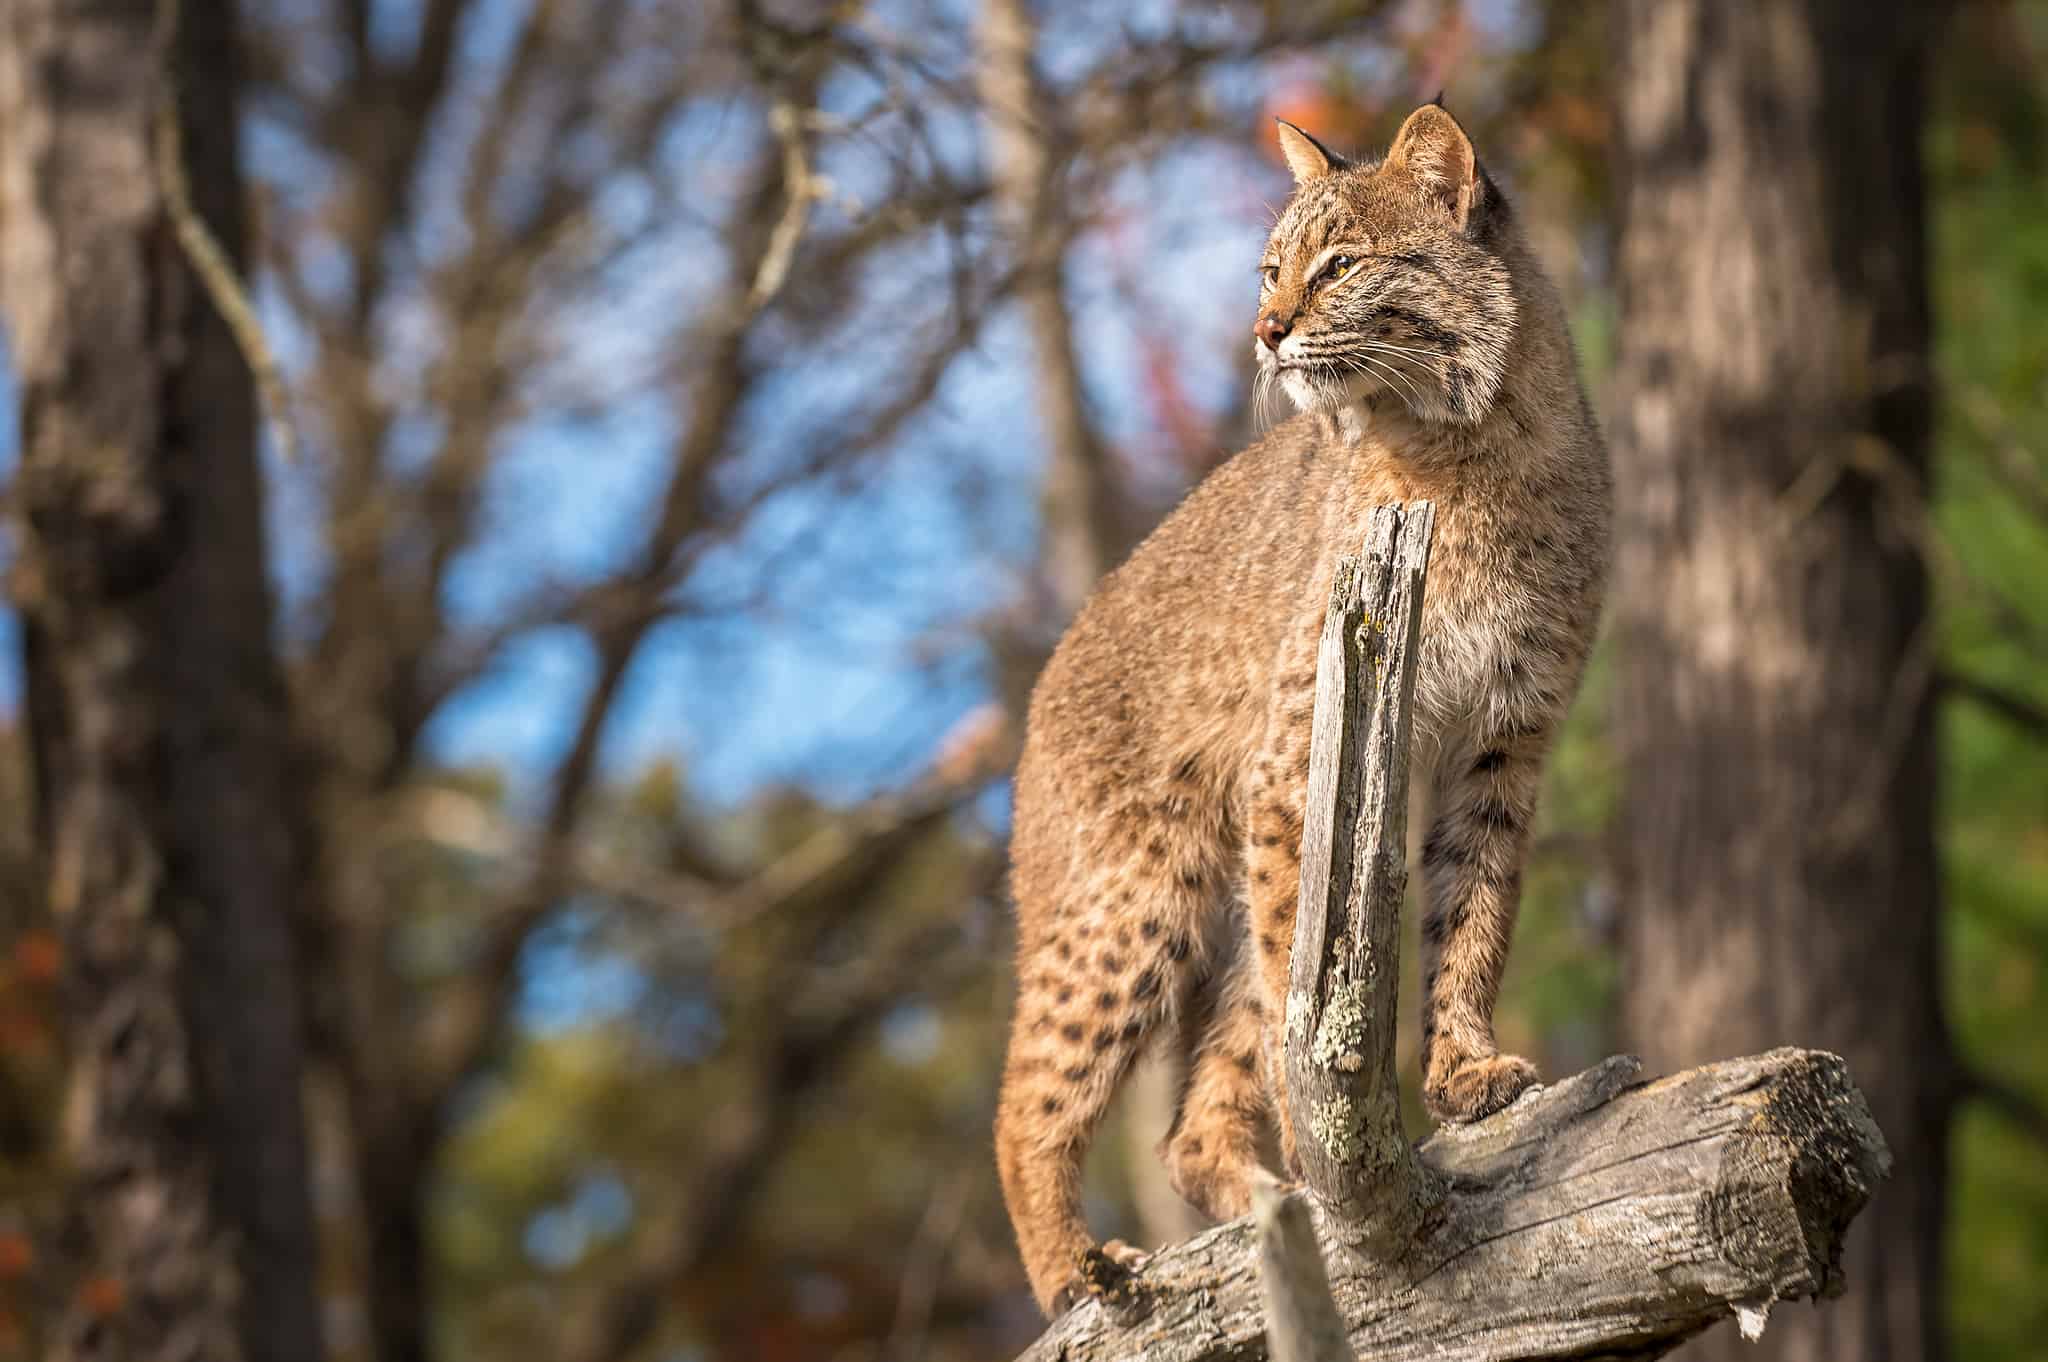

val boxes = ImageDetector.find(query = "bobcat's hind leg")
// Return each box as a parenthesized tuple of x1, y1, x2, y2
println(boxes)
(994, 857, 1215, 1315)
(1160, 948, 1272, 1221)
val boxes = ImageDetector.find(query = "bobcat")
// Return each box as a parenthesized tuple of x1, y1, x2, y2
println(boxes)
(993, 103, 1611, 1315)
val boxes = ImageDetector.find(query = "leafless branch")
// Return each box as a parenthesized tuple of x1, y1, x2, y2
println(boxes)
(976, 0, 1127, 615)
(1943, 669, 2048, 741)
(883, 1167, 976, 1362)
(1951, 382, 2048, 526)
(1962, 1066, 2048, 1149)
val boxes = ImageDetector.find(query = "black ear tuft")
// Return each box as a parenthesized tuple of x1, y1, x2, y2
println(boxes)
(1468, 160, 1509, 239)
(1430, 89, 1446, 109)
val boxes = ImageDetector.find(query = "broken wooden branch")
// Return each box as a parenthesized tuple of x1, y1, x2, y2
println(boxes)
(1286, 500, 1438, 1248)
(1013, 502, 1891, 1362)
(1252, 1170, 1357, 1362)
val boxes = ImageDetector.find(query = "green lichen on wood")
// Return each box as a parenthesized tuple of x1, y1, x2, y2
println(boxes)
(1311, 1096, 1365, 1165)
(1312, 977, 1371, 1075)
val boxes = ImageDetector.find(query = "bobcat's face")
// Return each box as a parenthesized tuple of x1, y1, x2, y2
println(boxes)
(1254, 107, 1518, 427)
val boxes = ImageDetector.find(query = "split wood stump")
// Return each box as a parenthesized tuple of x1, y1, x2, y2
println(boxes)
(1016, 502, 1890, 1362)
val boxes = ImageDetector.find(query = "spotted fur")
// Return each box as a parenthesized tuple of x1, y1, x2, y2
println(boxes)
(994, 104, 1611, 1316)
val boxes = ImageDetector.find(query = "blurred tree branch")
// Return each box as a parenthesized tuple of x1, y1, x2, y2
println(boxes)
(556, 917, 993, 1362)
(1960, 1065, 2048, 1150)
(1942, 670, 2048, 741)
(1951, 382, 2048, 526)
(977, 0, 1128, 616)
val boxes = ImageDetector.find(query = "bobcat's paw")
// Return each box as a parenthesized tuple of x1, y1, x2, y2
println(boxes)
(1048, 1240, 1155, 1321)
(1098, 1238, 1150, 1270)
(1425, 1052, 1539, 1124)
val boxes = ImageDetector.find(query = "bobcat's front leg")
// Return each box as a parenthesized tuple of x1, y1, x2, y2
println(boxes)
(1418, 725, 1547, 1122)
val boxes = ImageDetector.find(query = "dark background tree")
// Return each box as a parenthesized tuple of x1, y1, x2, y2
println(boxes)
(0, 0, 323, 1357)
(1610, 3, 1951, 1357)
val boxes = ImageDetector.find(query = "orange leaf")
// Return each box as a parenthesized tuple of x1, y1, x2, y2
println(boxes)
(78, 1275, 124, 1317)
(1262, 86, 1378, 166)
(12, 933, 59, 986)
(0, 1015, 46, 1056)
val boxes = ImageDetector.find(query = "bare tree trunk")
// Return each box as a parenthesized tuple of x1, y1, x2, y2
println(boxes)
(976, 0, 1127, 618)
(354, 1109, 434, 1362)
(1609, 4, 1951, 1359)
(0, 1, 324, 1358)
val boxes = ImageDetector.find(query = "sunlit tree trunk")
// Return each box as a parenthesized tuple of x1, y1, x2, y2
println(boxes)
(1609, 3, 1951, 1359)
(976, 0, 1126, 617)
(0, 0, 324, 1358)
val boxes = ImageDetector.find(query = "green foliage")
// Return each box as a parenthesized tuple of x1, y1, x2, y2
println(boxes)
(1930, 14, 2048, 1352)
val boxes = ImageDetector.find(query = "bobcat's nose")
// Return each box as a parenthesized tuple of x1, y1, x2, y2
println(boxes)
(1254, 313, 1292, 351)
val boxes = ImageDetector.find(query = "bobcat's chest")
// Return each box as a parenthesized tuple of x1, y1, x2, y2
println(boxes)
(1410, 514, 1552, 739)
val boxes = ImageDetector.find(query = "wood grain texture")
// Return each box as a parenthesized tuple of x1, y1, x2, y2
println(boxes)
(1252, 1170, 1357, 1362)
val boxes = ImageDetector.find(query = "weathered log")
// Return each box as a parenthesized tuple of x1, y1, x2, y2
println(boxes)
(1014, 503, 1890, 1362)
(1019, 1047, 1887, 1361)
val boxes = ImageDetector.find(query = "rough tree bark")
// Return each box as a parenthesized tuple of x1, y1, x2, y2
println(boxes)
(0, 0, 324, 1358)
(1251, 1171, 1355, 1362)
(1610, 6, 1952, 1360)
(1017, 506, 1891, 1362)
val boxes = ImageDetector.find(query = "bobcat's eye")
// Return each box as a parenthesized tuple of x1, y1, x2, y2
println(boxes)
(1259, 265, 1279, 288)
(1320, 255, 1356, 285)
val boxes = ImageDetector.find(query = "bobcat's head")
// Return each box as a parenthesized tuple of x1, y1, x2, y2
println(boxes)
(1254, 104, 1518, 426)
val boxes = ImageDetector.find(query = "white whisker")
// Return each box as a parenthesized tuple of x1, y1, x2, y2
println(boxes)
(1355, 346, 1437, 402)
(1348, 352, 1427, 410)
(1361, 338, 1449, 365)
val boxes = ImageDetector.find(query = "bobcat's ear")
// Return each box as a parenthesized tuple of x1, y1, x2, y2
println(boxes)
(1385, 103, 1480, 230)
(1274, 120, 1348, 186)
